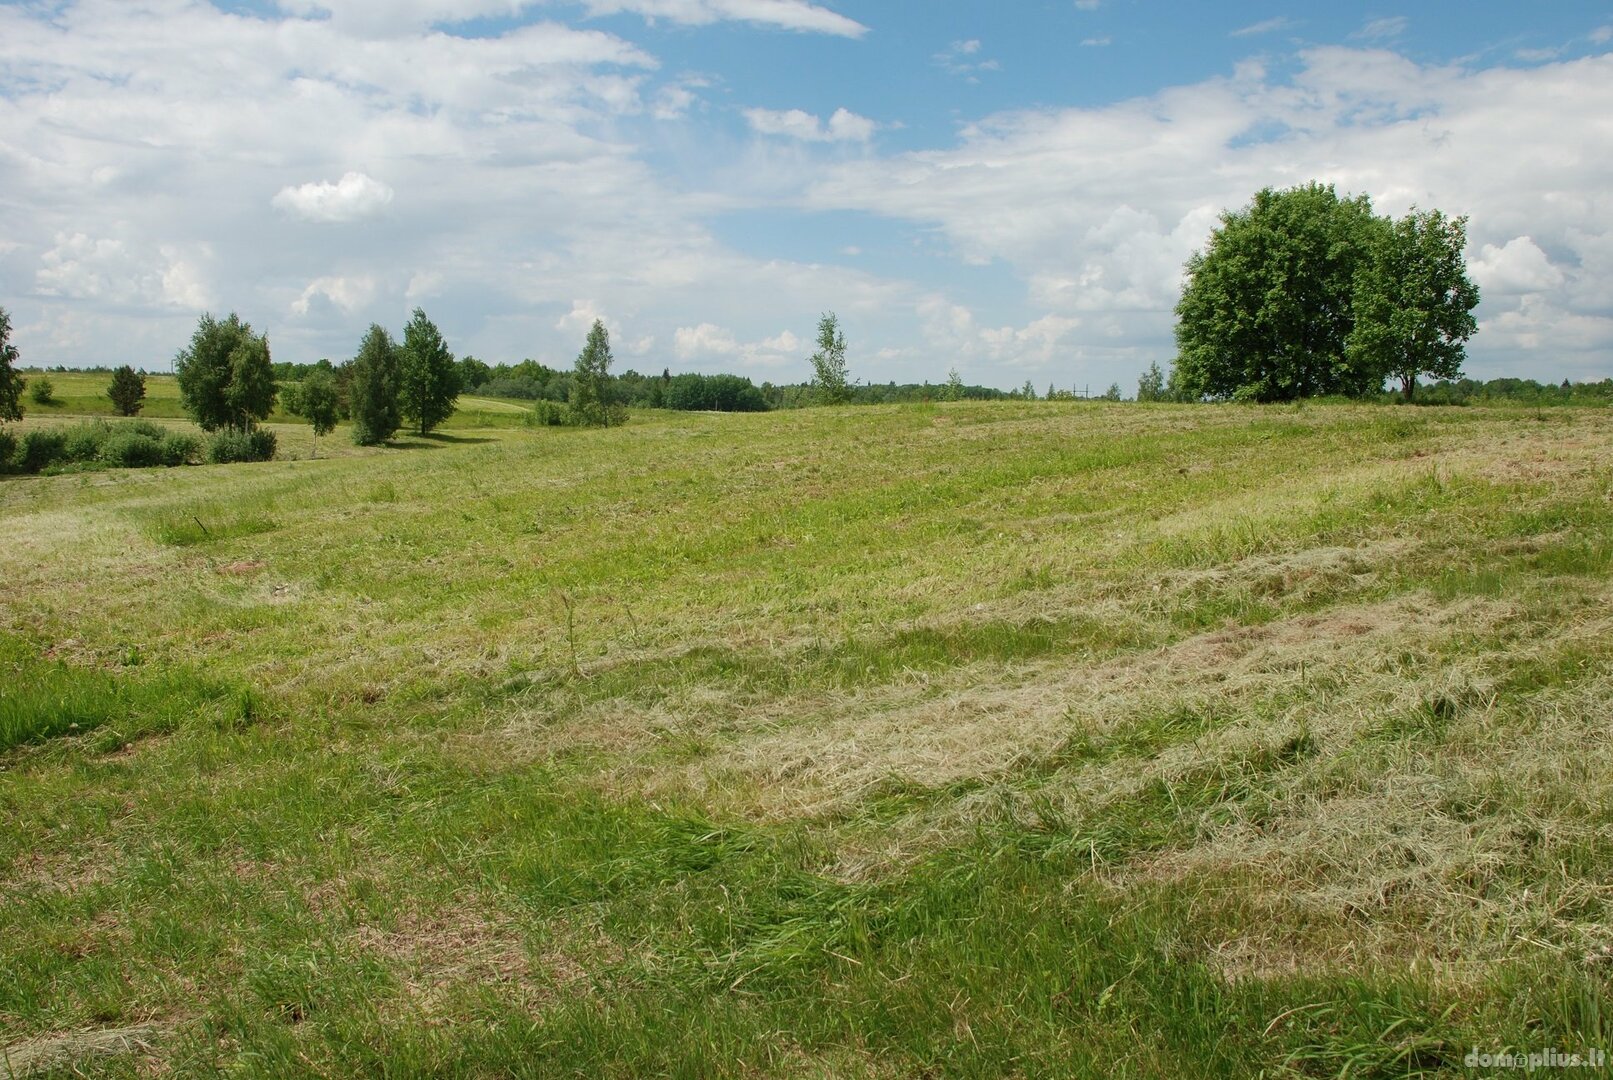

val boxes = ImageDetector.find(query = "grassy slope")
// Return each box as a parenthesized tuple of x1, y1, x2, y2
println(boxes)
(2, 401, 1612, 1077)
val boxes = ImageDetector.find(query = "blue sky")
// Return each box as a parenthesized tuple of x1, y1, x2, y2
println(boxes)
(2, 0, 1611, 390)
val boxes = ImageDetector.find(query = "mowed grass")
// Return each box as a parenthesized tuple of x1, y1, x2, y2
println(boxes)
(3, 400, 1613, 1077)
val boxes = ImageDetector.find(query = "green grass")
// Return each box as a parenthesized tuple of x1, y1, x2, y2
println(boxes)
(11, 369, 538, 435)
(3, 400, 1613, 1076)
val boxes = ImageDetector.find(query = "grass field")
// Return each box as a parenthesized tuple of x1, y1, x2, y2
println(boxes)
(3, 399, 1613, 1077)
(12, 371, 535, 434)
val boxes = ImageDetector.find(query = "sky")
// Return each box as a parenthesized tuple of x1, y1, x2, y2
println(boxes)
(1, 1, 1611, 391)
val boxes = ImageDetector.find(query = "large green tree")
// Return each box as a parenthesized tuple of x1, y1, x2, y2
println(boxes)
(1347, 209, 1480, 401)
(174, 313, 278, 431)
(348, 324, 403, 445)
(1174, 182, 1387, 402)
(399, 308, 461, 435)
(569, 319, 620, 427)
(809, 312, 851, 405)
(1, 306, 27, 423)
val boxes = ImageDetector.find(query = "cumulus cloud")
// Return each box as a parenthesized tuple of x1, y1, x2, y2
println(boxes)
(1470, 237, 1566, 296)
(273, 173, 396, 223)
(744, 106, 876, 142)
(674, 323, 800, 367)
(2, 1, 1611, 388)
(807, 48, 1613, 375)
(292, 275, 378, 316)
(35, 232, 213, 310)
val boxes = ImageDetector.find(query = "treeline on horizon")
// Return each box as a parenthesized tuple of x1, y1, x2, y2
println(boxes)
(30, 358, 1613, 410)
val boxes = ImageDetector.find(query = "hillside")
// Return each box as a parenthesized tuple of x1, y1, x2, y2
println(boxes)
(3, 401, 1611, 1076)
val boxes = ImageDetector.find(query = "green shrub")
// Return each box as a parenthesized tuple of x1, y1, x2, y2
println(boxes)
(16, 429, 67, 472)
(249, 428, 277, 461)
(159, 432, 200, 466)
(207, 430, 254, 464)
(524, 399, 570, 427)
(28, 377, 55, 406)
(207, 428, 276, 464)
(124, 419, 167, 441)
(100, 431, 166, 468)
(0, 428, 15, 469)
(63, 421, 111, 463)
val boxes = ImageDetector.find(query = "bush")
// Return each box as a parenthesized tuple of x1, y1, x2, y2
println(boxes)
(159, 432, 200, 466)
(524, 399, 570, 427)
(0, 428, 15, 469)
(100, 431, 166, 469)
(207, 429, 276, 464)
(124, 419, 167, 441)
(249, 429, 277, 461)
(29, 377, 55, 406)
(16, 429, 67, 472)
(63, 421, 111, 463)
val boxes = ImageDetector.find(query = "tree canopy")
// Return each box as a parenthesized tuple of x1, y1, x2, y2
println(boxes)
(1347, 209, 1480, 401)
(349, 324, 403, 445)
(107, 365, 147, 416)
(0, 306, 22, 423)
(283, 367, 341, 455)
(174, 313, 277, 431)
(569, 319, 621, 427)
(1174, 183, 1390, 402)
(1174, 184, 1481, 403)
(809, 312, 851, 405)
(400, 308, 460, 435)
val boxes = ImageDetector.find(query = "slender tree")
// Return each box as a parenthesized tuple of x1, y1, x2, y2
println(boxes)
(1136, 360, 1166, 403)
(348, 324, 403, 445)
(944, 366, 964, 401)
(1347, 209, 1480, 402)
(569, 319, 619, 427)
(809, 312, 851, 405)
(107, 365, 147, 416)
(283, 368, 340, 457)
(0, 306, 23, 422)
(400, 308, 461, 435)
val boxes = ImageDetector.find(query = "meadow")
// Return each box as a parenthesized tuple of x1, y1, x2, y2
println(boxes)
(2, 395, 1612, 1077)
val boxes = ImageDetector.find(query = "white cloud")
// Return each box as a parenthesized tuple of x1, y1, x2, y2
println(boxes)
(273, 173, 396, 224)
(1081, 37, 1111, 48)
(934, 39, 999, 80)
(1470, 237, 1565, 295)
(292, 275, 378, 316)
(579, 0, 866, 36)
(1231, 17, 1293, 38)
(2, 2, 1611, 389)
(808, 48, 1613, 377)
(1592, 25, 1612, 44)
(744, 106, 876, 142)
(1355, 16, 1408, 41)
(674, 322, 800, 367)
(556, 299, 615, 337)
(35, 232, 213, 310)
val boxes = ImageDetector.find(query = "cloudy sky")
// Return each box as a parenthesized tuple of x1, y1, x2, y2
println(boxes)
(1, 0, 1610, 390)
